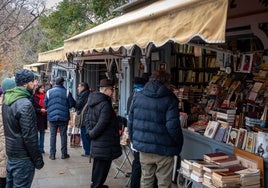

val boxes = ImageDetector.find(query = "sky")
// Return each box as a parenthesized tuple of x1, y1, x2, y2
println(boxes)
(45, 0, 62, 9)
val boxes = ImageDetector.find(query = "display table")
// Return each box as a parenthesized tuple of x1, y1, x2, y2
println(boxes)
(180, 129, 268, 186)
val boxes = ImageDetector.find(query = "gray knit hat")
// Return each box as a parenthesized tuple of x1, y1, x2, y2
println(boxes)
(1, 78, 16, 92)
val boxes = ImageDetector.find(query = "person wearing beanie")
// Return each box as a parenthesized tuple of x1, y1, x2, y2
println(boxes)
(2, 69, 44, 188)
(1, 78, 16, 93)
(0, 77, 16, 188)
(44, 76, 76, 160)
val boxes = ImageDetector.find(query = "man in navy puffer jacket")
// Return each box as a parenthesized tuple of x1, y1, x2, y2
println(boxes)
(45, 77, 76, 160)
(128, 70, 183, 188)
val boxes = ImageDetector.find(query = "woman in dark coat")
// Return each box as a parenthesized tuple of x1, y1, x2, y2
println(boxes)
(75, 82, 90, 156)
(33, 84, 48, 153)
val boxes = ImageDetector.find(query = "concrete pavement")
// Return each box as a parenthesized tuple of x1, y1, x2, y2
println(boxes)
(32, 129, 133, 188)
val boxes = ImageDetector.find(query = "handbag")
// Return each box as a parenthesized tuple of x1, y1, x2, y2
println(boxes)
(70, 126, 81, 148)
(74, 104, 88, 128)
(74, 112, 82, 128)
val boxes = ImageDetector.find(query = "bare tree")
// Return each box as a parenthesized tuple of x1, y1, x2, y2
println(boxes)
(0, 0, 45, 54)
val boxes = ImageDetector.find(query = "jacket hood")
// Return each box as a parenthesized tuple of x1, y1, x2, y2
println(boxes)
(87, 91, 111, 107)
(4, 87, 32, 105)
(142, 81, 173, 98)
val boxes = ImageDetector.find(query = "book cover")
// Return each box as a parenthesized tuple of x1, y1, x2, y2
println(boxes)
(214, 125, 228, 142)
(222, 126, 231, 143)
(255, 131, 268, 158)
(245, 132, 255, 153)
(213, 157, 240, 167)
(204, 152, 229, 160)
(226, 128, 239, 146)
(204, 121, 219, 138)
(235, 128, 247, 150)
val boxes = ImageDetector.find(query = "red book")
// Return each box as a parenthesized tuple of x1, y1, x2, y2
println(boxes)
(212, 157, 240, 167)
(204, 152, 229, 162)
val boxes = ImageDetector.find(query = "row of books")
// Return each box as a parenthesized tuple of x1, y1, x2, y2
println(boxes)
(180, 152, 261, 188)
(187, 117, 268, 158)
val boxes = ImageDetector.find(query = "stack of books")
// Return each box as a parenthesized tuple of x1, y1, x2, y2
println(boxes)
(187, 121, 207, 134)
(235, 168, 260, 188)
(212, 170, 241, 187)
(180, 159, 193, 178)
(202, 165, 229, 187)
(216, 108, 237, 127)
(190, 160, 219, 183)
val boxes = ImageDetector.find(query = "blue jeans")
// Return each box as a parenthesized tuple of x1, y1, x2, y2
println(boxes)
(81, 126, 91, 155)
(49, 121, 68, 156)
(38, 131, 45, 152)
(6, 158, 35, 188)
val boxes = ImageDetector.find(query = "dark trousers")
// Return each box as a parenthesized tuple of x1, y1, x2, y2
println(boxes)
(130, 151, 158, 188)
(6, 158, 35, 188)
(0, 178, 6, 188)
(91, 158, 112, 188)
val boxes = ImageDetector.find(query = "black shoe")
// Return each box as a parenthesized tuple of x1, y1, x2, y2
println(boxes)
(61, 154, 70, 159)
(49, 155, 55, 160)
(81, 154, 90, 157)
(101, 185, 109, 188)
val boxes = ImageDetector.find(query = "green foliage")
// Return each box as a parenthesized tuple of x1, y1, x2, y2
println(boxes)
(39, 0, 127, 51)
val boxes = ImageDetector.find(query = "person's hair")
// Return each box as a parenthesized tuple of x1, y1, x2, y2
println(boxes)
(149, 70, 171, 85)
(35, 84, 45, 94)
(79, 82, 89, 90)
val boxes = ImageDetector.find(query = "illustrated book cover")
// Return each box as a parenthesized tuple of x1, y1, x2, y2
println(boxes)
(226, 128, 239, 146)
(204, 121, 219, 138)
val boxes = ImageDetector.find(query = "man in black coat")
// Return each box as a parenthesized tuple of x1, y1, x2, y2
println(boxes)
(2, 69, 44, 188)
(85, 79, 122, 188)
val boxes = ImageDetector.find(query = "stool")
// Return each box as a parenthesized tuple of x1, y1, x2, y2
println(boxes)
(114, 145, 133, 187)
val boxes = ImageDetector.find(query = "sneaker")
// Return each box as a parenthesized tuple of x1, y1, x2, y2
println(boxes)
(49, 155, 55, 160)
(61, 154, 70, 159)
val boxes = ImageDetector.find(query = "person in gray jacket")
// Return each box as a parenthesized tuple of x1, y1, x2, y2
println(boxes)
(45, 77, 76, 160)
(128, 70, 183, 188)
(2, 69, 44, 188)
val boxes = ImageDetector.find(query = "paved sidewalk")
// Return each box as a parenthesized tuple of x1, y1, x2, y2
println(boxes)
(32, 130, 133, 188)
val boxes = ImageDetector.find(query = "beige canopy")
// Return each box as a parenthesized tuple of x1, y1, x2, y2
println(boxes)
(64, 0, 228, 54)
(38, 47, 66, 63)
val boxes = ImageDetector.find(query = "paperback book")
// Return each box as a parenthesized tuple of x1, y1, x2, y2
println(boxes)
(204, 121, 219, 138)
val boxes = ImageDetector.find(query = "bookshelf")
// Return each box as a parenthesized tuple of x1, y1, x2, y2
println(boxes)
(171, 50, 219, 88)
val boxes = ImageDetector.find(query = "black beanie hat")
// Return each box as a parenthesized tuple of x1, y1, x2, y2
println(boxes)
(15, 69, 35, 86)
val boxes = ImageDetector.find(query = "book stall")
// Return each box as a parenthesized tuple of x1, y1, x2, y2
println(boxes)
(173, 43, 268, 188)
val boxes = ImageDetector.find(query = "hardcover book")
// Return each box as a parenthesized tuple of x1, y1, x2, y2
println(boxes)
(235, 128, 247, 150)
(204, 121, 219, 138)
(226, 128, 239, 146)
(214, 125, 228, 142)
(245, 131, 255, 153)
(213, 157, 240, 167)
(204, 152, 229, 162)
(255, 131, 268, 158)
